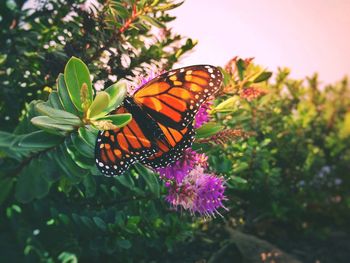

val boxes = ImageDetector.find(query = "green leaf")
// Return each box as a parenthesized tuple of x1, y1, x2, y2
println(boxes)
(78, 127, 97, 148)
(0, 176, 15, 205)
(111, 2, 129, 19)
(15, 161, 51, 203)
(71, 133, 94, 158)
(58, 252, 78, 263)
(117, 239, 132, 249)
(80, 216, 95, 229)
(57, 74, 79, 115)
(216, 158, 232, 173)
(195, 122, 224, 139)
(0, 133, 33, 160)
(87, 91, 110, 118)
(236, 59, 246, 81)
(48, 91, 64, 110)
(50, 145, 87, 183)
(82, 176, 96, 197)
(35, 103, 82, 125)
(94, 113, 132, 129)
(155, 1, 184, 11)
(231, 175, 248, 184)
(31, 116, 75, 135)
(103, 82, 127, 113)
(18, 131, 62, 149)
(65, 140, 94, 170)
(64, 57, 93, 112)
(253, 71, 272, 83)
(0, 131, 17, 148)
(58, 145, 89, 177)
(139, 15, 165, 28)
(116, 173, 135, 190)
(134, 163, 160, 197)
(39, 155, 62, 183)
(0, 54, 7, 65)
(214, 97, 239, 113)
(219, 67, 232, 87)
(339, 111, 350, 138)
(233, 162, 249, 173)
(126, 215, 141, 233)
(90, 165, 103, 176)
(93, 217, 107, 231)
(51, 151, 80, 184)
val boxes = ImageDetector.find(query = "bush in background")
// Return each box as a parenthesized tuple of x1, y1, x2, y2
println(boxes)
(0, 0, 195, 130)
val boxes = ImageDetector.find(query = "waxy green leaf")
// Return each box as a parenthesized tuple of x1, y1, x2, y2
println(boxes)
(253, 71, 272, 83)
(48, 91, 64, 110)
(18, 131, 62, 149)
(93, 114, 132, 130)
(31, 116, 75, 135)
(236, 59, 246, 81)
(64, 57, 93, 112)
(104, 82, 127, 113)
(78, 127, 97, 148)
(15, 160, 51, 203)
(134, 163, 160, 198)
(35, 103, 82, 125)
(195, 122, 224, 139)
(57, 74, 79, 115)
(87, 91, 110, 118)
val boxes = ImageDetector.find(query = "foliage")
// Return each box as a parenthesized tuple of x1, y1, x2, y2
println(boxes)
(204, 57, 350, 242)
(0, 1, 199, 262)
(0, 0, 196, 130)
(1, 54, 201, 262)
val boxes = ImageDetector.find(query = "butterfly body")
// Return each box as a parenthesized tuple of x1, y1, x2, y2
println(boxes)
(95, 65, 223, 176)
(123, 96, 164, 140)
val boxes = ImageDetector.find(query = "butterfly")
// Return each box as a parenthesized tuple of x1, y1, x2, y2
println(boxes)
(95, 65, 223, 176)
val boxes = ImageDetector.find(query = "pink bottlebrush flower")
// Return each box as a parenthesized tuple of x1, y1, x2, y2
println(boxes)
(194, 100, 213, 128)
(157, 149, 208, 184)
(165, 166, 227, 217)
(241, 86, 266, 101)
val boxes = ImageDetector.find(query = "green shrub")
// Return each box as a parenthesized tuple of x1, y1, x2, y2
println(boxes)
(206, 58, 350, 239)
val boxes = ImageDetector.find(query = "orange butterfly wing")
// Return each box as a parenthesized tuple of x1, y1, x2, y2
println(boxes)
(141, 123, 195, 169)
(133, 65, 223, 129)
(95, 65, 223, 176)
(95, 107, 157, 176)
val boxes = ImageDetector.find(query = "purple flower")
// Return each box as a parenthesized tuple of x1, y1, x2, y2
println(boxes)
(129, 70, 162, 95)
(194, 101, 212, 128)
(157, 149, 227, 217)
(165, 166, 227, 217)
(157, 149, 207, 184)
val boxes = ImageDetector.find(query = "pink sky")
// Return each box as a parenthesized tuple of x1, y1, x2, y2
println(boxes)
(170, 0, 350, 84)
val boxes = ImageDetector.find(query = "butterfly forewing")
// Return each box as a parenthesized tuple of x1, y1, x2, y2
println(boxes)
(133, 65, 223, 129)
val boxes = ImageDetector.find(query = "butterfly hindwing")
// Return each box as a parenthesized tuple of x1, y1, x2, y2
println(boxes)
(141, 123, 195, 169)
(133, 65, 223, 129)
(95, 106, 157, 176)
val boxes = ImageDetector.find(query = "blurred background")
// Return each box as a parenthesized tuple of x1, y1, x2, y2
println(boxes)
(170, 0, 350, 83)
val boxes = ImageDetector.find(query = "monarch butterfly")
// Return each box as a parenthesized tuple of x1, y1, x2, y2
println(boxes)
(95, 65, 223, 176)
